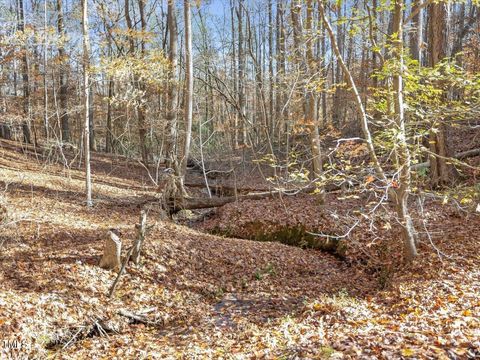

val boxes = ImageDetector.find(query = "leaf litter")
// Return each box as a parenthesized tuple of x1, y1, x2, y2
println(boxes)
(0, 141, 479, 359)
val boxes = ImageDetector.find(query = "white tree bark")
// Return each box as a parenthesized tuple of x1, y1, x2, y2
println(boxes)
(392, 0, 418, 261)
(181, 0, 193, 184)
(82, 0, 93, 207)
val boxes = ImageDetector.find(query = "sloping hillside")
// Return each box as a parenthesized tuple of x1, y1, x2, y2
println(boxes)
(0, 140, 479, 359)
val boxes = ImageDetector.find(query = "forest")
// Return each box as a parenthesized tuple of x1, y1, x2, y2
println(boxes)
(0, 0, 479, 358)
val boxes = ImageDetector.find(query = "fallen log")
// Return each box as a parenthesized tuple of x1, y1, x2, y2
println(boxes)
(456, 148, 480, 160)
(411, 148, 480, 170)
(185, 182, 273, 197)
(118, 309, 164, 328)
(174, 192, 275, 211)
(170, 188, 324, 212)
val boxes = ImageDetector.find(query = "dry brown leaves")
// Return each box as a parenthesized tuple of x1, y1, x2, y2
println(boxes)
(0, 140, 479, 359)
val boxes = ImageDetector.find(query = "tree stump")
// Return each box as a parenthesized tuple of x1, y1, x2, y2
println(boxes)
(99, 230, 122, 271)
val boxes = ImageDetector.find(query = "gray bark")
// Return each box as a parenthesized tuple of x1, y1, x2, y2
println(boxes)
(82, 0, 93, 207)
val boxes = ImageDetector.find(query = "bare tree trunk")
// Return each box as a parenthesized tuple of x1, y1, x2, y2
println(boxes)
(106, 78, 114, 153)
(371, 0, 379, 88)
(82, 0, 93, 207)
(276, 0, 287, 137)
(268, 0, 274, 137)
(451, 5, 477, 58)
(392, 0, 418, 261)
(43, 0, 49, 140)
(138, 0, 149, 165)
(229, 0, 239, 147)
(409, 0, 424, 64)
(181, 0, 193, 186)
(320, 19, 327, 123)
(237, 0, 247, 144)
(89, 86, 95, 150)
(165, 0, 179, 172)
(244, 9, 272, 154)
(291, 0, 323, 180)
(56, 0, 69, 143)
(18, 0, 32, 144)
(125, 0, 149, 165)
(305, 0, 322, 180)
(332, 2, 345, 127)
(428, 0, 456, 187)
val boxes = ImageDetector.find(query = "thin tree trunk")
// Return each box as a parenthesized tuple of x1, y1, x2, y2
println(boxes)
(230, 0, 238, 147)
(138, 0, 149, 165)
(320, 20, 327, 123)
(306, 0, 322, 179)
(18, 0, 32, 144)
(125, 0, 149, 165)
(409, 0, 424, 64)
(276, 0, 287, 137)
(106, 78, 114, 153)
(181, 0, 193, 186)
(319, 1, 386, 182)
(82, 0, 93, 207)
(371, 0, 379, 88)
(165, 1, 179, 173)
(43, 0, 49, 140)
(89, 86, 95, 150)
(332, 2, 345, 127)
(237, 0, 247, 144)
(268, 0, 274, 137)
(292, 0, 322, 180)
(392, 0, 418, 261)
(56, 0, 69, 142)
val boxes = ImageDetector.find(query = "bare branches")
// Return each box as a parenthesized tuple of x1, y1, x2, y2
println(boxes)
(319, 1, 387, 183)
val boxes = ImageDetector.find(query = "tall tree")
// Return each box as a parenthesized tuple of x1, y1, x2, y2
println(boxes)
(229, 0, 238, 147)
(276, 0, 287, 136)
(409, 0, 424, 64)
(165, 0, 178, 171)
(82, 0, 93, 207)
(181, 0, 193, 184)
(267, 0, 274, 136)
(332, 1, 346, 127)
(291, 0, 323, 180)
(56, 0, 69, 142)
(17, 0, 32, 144)
(43, 0, 49, 140)
(320, 0, 417, 261)
(125, 0, 148, 164)
(305, 0, 323, 180)
(237, 0, 247, 144)
(392, 0, 418, 260)
(428, 0, 456, 187)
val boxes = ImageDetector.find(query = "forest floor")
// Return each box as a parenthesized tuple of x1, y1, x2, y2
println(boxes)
(0, 139, 479, 359)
